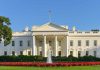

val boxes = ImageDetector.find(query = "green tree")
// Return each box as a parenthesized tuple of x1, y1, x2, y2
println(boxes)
(0, 16, 12, 46)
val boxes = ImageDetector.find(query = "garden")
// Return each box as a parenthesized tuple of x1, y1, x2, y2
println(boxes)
(0, 55, 100, 67)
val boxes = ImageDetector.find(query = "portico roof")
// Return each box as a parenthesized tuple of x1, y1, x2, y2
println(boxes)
(32, 22, 68, 31)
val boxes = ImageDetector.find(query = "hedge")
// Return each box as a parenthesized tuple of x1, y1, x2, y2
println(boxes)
(0, 55, 100, 62)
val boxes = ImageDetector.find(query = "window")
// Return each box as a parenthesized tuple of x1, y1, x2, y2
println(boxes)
(78, 51, 81, 57)
(94, 40, 97, 46)
(70, 51, 73, 56)
(94, 51, 96, 57)
(28, 51, 31, 55)
(12, 41, 15, 46)
(40, 51, 42, 56)
(58, 51, 61, 56)
(20, 41, 23, 46)
(78, 40, 81, 46)
(27, 40, 31, 47)
(59, 41, 61, 46)
(86, 40, 89, 46)
(86, 51, 89, 56)
(4, 51, 7, 56)
(70, 40, 73, 46)
(39, 41, 43, 46)
(12, 51, 15, 56)
(20, 51, 23, 55)
(49, 41, 52, 46)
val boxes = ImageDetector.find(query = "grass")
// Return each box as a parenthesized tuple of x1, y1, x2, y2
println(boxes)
(0, 66, 99, 70)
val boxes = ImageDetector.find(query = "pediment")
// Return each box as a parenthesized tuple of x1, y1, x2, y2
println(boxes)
(32, 22, 68, 31)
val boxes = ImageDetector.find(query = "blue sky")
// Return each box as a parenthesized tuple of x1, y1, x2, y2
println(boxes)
(0, 0, 100, 31)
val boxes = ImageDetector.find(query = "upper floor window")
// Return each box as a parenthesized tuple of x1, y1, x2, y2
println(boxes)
(59, 41, 61, 46)
(78, 40, 81, 46)
(70, 40, 73, 46)
(39, 41, 43, 46)
(12, 41, 15, 46)
(86, 40, 89, 46)
(19, 41, 23, 46)
(27, 40, 31, 47)
(94, 40, 97, 46)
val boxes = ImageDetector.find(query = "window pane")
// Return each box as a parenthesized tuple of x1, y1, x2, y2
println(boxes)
(4, 51, 7, 56)
(12, 51, 15, 56)
(78, 40, 81, 46)
(12, 41, 15, 46)
(86, 51, 89, 56)
(58, 51, 61, 56)
(70, 51, 73, 56)
(78, 51, 81, 57)
(20, 51, 23, 55)
(59, 41, 61, 46)
(40, 51, 42, 56)
(86, 40, 89, 46)
(70, 40, 73, 46)
(28, 51, 31, 55)
(28, 40, 31, 46)
(94, 51, 96, 57)
(49, 41, 52, 46)
(94, 40, 97, 46)
(20, 41, 23, 46)
(39, 41, 43, 46)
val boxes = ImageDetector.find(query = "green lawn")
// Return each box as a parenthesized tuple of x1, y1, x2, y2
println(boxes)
(0, 66, 99, 70)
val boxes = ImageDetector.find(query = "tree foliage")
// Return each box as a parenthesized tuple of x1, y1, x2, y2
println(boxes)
(0, 16, 12, 46)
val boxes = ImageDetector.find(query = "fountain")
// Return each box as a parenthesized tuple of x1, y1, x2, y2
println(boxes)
(47, 49, 52, 63)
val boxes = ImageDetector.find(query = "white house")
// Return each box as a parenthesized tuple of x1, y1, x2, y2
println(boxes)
(0, 22, 100, 57)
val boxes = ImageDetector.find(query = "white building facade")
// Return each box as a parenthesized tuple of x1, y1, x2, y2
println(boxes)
(0, 22, 100, 57)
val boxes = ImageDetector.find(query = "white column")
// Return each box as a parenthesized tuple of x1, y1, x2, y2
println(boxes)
(43, 36, 47, 57)
(66, 35, 69, 57)
(32, 35, 36, 56)
(55, 36, 58, 56)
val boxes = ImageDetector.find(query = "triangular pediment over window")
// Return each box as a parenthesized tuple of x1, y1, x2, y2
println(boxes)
(32, 22, 68, 31)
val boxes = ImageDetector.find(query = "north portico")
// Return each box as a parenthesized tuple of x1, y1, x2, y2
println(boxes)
(32, 35, 68, 57)
(32, 22, 68, 57)
(0, 22, 100, 58)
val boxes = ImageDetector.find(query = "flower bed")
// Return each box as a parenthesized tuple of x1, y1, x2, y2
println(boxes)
(0, 62, 100, 67)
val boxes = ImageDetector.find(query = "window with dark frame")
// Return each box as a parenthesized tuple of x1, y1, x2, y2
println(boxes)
(94, 51, 96, 57)
(28, 51, 31, 55)
(20, 51, 23, 55)
(20, 41, 23, 46)
(70, 51, 73, 56)
(59, 41, 61, 46)
(78, 40, 81, 46)
(12, 41, 15, 46)
(49, 41, 52, 46)
(78, 51, 81, 57)
(27, 40, 31, 47)
(70, 40, 73, 46)
(4, 51, 7, 56)
(86, 51, 89, 56)
(40, 51, 42, 56)
(94, 40, 97, 46)
(12, 51, 15, 56)
(86, 40, 89, 46)
(39, 41, 43, 46)
(58, 51, 61, 56)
